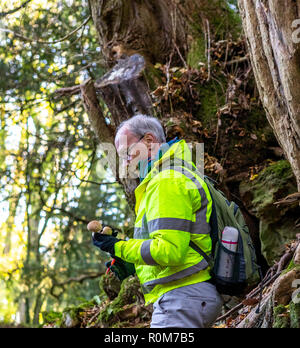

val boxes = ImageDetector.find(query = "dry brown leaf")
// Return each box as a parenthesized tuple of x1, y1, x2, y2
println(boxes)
(242, 298, 259, 306)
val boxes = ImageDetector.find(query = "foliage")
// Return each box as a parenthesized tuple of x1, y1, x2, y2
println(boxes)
(1, 0, 298, 329)
(0, 0, 131, 325)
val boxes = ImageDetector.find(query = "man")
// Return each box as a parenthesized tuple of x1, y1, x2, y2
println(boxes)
(92, 114, 223, 328)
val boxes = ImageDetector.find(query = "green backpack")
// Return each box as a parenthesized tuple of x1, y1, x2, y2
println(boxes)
(201, 176, 261, 295)
(167, 159, 261, 295)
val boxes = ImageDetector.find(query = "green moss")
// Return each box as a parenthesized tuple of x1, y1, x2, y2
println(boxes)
(98, 276, 143, 325)
(289, 302, 300, 328)
(42, 311, 62, 326)
(61, 306, 81, 328)
(195, 81, 225, 128)
(198, 88, 218, 125)
(256, 160, 294, 186)
(286, 260, 296, 273)
(282, 260, 300, 275)
(239, 160, 299, 265)
(42, 300, 96, 328)
(273, 304, 290, 328)
(187, 38, 207, 69)
(77, 300, 95, 311)
(60, 300, 96, 328)
(144, 64, 163, 91)
(187, 1, 242, 68)
(98, 277, 131, 322)
(240, 160, 295, 217)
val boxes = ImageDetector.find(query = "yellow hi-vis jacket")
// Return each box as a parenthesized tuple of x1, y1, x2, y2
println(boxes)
(114, 140, 213, 304)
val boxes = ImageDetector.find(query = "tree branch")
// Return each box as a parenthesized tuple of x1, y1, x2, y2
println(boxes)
(0, 0, 32, 18)
(80, 78, 115, 142)
(56, 272, 104, 286)
(225, 54, 250, 66)
(50, 271, 104, 298)
(54, 84, 82, 98)
(0, 15, 91, 45)
(73, 169, 118, 186)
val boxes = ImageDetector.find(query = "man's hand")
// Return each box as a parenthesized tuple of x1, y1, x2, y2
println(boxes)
(92, 232, 120, 256)
(105, 258, 135, 281)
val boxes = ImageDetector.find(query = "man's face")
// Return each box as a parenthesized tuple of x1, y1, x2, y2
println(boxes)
(115, 127, 149, 177)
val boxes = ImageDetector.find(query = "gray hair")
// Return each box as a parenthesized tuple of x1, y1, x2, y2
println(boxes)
(116, 114, 166, 143)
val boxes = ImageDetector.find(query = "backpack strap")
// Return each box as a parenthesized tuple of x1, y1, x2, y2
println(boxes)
(161, 158, 215, 266)
(189, 241, 213, 267)
(204, 185, 219, 255)
(166, 158, 219, 253)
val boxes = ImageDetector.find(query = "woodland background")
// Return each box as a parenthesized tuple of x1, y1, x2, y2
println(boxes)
(0, 0, 299, 328)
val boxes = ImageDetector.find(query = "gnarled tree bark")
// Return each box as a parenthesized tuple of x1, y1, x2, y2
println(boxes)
(88, 0, 188, 65)
(88, 0, 237, 65)
(238, 0, 300, 191)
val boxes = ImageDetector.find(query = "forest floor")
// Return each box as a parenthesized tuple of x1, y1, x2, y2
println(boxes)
(42, 236, 300, 329)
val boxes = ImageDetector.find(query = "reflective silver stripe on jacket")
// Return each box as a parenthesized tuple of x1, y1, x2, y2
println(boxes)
(191, 204, 211, 235)
(147, 215, 210, 235)
(148, 217, 192, 233)
(141, 258, 209, 294)
(140, 239, 158, 266)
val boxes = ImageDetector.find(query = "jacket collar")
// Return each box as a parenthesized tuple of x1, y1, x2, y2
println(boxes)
(138, 137, 180, 182)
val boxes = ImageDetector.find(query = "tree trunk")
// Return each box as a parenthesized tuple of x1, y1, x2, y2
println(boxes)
(88, 0, 188, 65)
(80, 0, 240, 204)
(238, 0, 300, 191)
(88, 0, 237, 65)
(3, 191, 20, 254)
(33, 291, 44, 325)
(80, 54, 153, 206)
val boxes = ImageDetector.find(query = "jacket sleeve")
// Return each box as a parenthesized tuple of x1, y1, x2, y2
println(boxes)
(114, 173, 199, 266)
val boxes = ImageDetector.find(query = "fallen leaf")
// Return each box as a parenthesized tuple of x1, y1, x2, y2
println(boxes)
(242, 298, 259, 306)
(212, 324, 226, 328)
(250, 173, 258, 181)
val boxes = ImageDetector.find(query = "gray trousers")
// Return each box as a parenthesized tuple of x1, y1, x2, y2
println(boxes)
(150, 281, 223, 328)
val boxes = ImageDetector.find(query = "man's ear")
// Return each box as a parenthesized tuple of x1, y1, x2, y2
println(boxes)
(143, 133, 156, 146)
